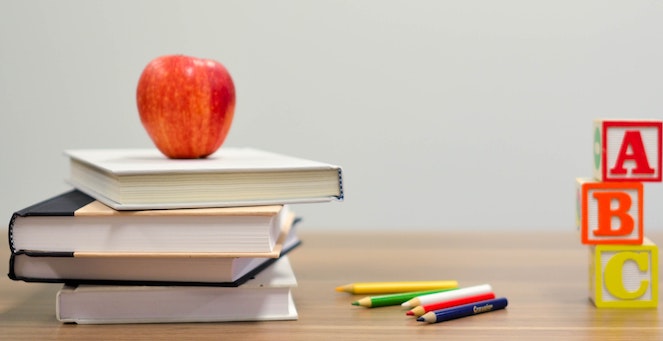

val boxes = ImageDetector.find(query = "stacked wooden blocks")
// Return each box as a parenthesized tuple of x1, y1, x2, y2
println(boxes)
(576, 119, 661, 308)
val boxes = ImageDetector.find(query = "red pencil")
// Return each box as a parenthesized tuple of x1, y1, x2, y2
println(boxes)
(406, 292, 496, 317)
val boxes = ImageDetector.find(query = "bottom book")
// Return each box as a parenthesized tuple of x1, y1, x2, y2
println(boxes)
(56, 256, 298, 324)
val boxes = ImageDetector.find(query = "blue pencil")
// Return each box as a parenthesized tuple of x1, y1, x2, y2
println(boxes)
(416, 297, 508, 324)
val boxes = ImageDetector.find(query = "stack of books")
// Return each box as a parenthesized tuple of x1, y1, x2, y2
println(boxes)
(7, 147, 344, 324)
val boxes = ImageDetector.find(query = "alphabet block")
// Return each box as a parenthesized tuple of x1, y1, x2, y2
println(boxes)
(589, 238, 658, 308)
(593, 119, 662, 182)
(576, 178, 643, 245)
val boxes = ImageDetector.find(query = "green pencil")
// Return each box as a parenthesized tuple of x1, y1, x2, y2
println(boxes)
(351, 288, 458, 308)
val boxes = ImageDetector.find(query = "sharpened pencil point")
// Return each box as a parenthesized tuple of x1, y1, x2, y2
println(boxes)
(335, 284, 351, 293)
(351, 301, 359, 306)
(406, 311, 414, 316)
(416, 317, 425, 322)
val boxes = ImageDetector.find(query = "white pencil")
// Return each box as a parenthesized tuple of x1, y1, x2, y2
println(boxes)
(401, 284, 493, 309)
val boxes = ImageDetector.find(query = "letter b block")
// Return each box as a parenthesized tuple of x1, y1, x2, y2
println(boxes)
(593, 119, 662, 182)
(576, 178, 643, 245)
(589, 239, 658, 308)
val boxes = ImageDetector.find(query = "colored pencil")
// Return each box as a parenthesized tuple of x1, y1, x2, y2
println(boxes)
(335, 280, 459, 295)
(406, 292, 496, 316)
(417, 297, 508, 324)
(352, 288, 457, 308)
(401, 284, 492, 308)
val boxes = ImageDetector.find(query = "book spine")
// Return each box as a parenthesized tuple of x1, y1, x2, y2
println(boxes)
(337, 168, 345, 200)
(8, 251, 78, 281)
(8, 190, 95, 253)
(7, 252, 18, 280)
(7, 213, 18, 254)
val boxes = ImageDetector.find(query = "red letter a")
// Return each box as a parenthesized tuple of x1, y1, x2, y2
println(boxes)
(610, 130, 655, 175)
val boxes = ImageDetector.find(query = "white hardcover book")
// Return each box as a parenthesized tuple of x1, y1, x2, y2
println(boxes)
(65, 147, 344, 210)
(56, 257, 298, 324)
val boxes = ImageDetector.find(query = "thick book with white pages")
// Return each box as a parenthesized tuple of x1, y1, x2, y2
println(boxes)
(65, 147, 344, 210)
(9, 223, 301, 286)
(56, 256, 298, 324)
(9, 190, 293, 254)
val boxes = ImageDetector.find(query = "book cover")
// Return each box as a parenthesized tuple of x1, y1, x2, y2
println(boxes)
(56, 256, 299, 324)
(65, 147, 344, 210)
(9, 190, 293, 254)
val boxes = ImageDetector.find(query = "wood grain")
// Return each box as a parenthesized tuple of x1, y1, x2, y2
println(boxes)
(2, 230, 661, 340)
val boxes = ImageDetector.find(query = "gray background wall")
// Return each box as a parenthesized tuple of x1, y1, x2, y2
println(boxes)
(2, 1, 663, 231)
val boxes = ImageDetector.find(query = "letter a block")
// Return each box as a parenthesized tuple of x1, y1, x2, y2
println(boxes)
(576, 178, 643, 245)
(593, 119, 662, 182)
(589, 238, 658, 308)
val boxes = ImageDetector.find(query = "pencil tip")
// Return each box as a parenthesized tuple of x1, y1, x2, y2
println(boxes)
(351, 301, 359, 306)
(335, 284, 351, 293)
(416, 317, 425, 322)
(406, 311, 414, 316)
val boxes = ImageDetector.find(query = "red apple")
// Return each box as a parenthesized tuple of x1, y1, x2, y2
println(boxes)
(136, 54, 236, 159)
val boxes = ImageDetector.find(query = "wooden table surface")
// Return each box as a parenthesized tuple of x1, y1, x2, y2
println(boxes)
(2, 230, 662, 340)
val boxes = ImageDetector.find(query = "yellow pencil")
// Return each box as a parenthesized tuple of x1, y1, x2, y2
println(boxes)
(335, 280, 458, 295)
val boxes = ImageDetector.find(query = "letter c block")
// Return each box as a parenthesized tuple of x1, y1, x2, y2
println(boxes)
(576, 178, 643, 245)
(589, 238, 658, 308)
